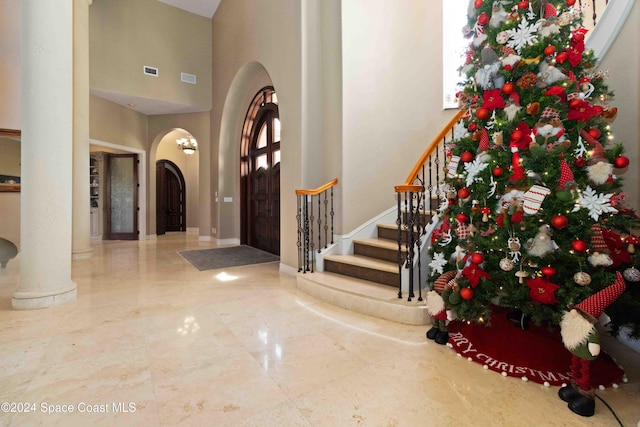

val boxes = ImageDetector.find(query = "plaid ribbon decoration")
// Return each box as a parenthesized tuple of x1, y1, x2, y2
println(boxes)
(567, 92, 580, 101)
(540, 107, 560, 120)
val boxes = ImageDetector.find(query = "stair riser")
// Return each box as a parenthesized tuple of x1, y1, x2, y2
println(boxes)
(354, 242, 404, 263)
(376, 226, 426, 245)
(324, 260, 398, 287)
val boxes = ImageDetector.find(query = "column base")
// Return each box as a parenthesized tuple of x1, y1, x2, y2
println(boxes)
(12, 282, 77, 310)
(72, 247, 95, 260)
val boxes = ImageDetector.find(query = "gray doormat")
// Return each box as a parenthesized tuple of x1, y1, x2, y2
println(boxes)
(178, 245, 280, 271)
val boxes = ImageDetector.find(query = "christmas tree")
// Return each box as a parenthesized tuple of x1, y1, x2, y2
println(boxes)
(428, 0, 640, 339)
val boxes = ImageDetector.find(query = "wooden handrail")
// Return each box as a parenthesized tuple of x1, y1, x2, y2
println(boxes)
(295, 178, 338, 196)
(400, 109, 465, 188)
(394, 184, 423, 193)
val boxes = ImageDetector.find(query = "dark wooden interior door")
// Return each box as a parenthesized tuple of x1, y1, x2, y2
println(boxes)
(248, 105, 280, 255)
(106, 153, 138, 240)
(156, 160, 186, 235)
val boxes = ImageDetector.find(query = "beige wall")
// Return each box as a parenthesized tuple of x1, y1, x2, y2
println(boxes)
(211, 0, 302, 264)
(90, 95, 149, 151)
(0, 0, 21, 130)
(341, 0, 458, 231)
(149, 113, 210, 232)
(598, 1, 639, 211)
(89, 0, 212, 112)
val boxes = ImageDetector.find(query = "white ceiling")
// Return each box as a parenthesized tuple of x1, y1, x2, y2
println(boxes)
(92, 1, 221, 115)
(157, 0, 221, 18)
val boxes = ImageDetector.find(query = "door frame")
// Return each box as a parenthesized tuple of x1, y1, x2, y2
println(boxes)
(105, 153, 139, 240)
(90, 139, 147, 240)
(240, 87, 280, 253)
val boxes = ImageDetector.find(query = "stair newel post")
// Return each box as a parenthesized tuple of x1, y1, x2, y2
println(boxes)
(396, 192, 403, 299)
(297, 195, 303, 272)
(406, 191, 416, 302)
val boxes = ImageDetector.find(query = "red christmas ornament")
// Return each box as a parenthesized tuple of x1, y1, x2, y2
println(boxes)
(501, 82, 515, 95)
(511, 129, 523, 142)
(471, 253, 484, 265)
(476, 107, 490, 120)
(458, 187, 470, 199)
(587, 128, 601, 139)
(574, 157, 586, 168)
(518, 1, 529, 9)
(460, 288, 474, 300)
(468, 122, 477, 132)
(555, 51, 568, 64)
(568, 98, 583, 109)
(474, 0, 483, 8)
(614, 156, 630, 168)
(543, 45, 556, 56)
(551, 214, 568, 229)
(493, 166, 504, 177)
(567, 0, 576, 6)
(460, 151, 474, 162)
(541, 266, 557, 277)
(477, 13, 490, 26)
(456, 213, 469, 224)
(571, 239, 588, 252)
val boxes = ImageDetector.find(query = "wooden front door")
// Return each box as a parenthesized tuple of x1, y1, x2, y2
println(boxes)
(156, 160, 186, 235)
(247, 103, 280, 255)
(105, 153, 139, 240)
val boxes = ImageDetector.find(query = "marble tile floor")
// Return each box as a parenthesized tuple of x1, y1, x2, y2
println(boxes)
(0, 232, 638, 426)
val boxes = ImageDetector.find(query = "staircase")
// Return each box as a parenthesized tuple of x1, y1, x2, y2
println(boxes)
(296, 205, 436, 326)
(294, 0, 630, 327)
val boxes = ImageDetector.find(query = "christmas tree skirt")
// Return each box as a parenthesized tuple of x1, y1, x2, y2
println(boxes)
(446, 308, 625, 388)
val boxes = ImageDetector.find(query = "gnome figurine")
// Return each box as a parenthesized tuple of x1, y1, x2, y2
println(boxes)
(558, 271, 626, 417)
(426, 271, 457, 345)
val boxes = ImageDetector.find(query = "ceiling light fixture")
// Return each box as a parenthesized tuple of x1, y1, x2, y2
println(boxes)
(177, 135, 198, 155)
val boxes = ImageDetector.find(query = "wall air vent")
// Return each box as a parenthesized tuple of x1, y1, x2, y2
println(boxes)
(143, 66, 158, 77)
(181, 72, 197, 84)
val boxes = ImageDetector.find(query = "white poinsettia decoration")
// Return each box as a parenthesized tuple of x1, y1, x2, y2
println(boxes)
(464, 158, 489, 188)
(572, 186, 618, 221)
(429, 252, 447, 276)
(506, 18, 540, 54)
(453, 120, 468, 141)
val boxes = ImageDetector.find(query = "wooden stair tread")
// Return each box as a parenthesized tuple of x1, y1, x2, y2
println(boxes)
(324, 254, 397, 273)
(353, 237, 403, 250)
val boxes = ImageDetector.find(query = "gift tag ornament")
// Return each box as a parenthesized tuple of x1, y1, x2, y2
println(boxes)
(623, 267, 640, 282)
(500, 257, 515, 271)
(573, 271, 591, 286)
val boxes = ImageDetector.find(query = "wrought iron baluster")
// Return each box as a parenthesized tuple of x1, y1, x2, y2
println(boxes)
(396, 193, 403, 299)
(323, 192, 328, 249)
(309, 196, 315, 272)
(592, 0, 597, 27)
(297, 195, 302, 272)
(317, 194, 322, 253)
(330, 186, 335, 244)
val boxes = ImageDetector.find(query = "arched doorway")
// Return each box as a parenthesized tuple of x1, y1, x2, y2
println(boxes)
(156, 159, 186, 235)
(241, 87, 280, 255)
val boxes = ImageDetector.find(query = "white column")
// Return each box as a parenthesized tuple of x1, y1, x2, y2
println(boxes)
(72, 0, 94, 259)
(13, 0, 77, 309)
